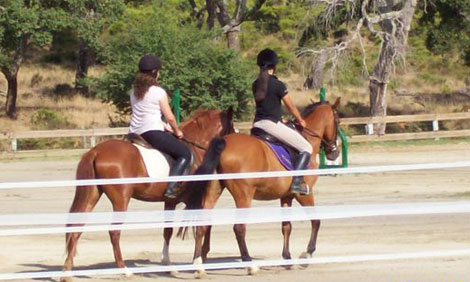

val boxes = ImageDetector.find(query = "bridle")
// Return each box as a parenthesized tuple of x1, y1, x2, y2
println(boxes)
(300, 107, 340, 154)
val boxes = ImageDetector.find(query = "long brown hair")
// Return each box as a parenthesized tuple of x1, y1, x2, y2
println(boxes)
(133, 71, 158, 99)
(254, 66, 270, 103)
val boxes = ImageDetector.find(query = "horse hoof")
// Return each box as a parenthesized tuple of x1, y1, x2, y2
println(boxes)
(193, 257, 206, 279)
(123, 267, 134, 279)
(59, 277, 73, 282)
(161, 257, 171, 265)
(299, 252, 312, 268)
(194, 270, 206, 279)
(283, 264, 297, 270)
(248, 265, 259, 275)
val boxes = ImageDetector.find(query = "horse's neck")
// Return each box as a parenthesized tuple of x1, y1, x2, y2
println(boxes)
(306, 108, 329, 154)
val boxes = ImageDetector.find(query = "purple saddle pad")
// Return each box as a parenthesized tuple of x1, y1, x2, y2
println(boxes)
(264, 141, 294, 171)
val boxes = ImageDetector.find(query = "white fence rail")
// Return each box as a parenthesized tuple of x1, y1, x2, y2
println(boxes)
(1, 161, 469, 280)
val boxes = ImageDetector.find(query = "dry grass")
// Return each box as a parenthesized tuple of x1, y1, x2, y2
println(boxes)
(1, 61, 468, 134)
(0, 65, 117, 132)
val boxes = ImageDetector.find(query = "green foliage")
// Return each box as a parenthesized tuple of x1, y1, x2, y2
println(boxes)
(93, 6, 253, 120)
(254, 0, 310, 39)
(418, 0, 470, 65)
(30, 109, 75, 130)
(0, 0, 69, 71)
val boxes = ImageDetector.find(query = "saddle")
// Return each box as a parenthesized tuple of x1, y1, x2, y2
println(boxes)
(250, 125, 299, 171)
(127, 133, 153, 149)
(127, 133, 193, 177)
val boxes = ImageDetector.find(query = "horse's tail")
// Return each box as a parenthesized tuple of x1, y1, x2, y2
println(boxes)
(65, 149, 100, 254)
(185, 137, 226, 210)
(177, 137, 226, 239)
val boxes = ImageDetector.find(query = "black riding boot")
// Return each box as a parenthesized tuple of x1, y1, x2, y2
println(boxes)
(165, 157, 190, 199)
(290, 152, 311, 195)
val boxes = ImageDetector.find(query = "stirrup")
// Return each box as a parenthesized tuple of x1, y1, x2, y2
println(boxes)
(291, 183, 309, 196)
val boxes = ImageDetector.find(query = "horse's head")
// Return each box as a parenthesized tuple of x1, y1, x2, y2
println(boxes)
(301, 98, 341, 160)
(180, 108, 235, 149)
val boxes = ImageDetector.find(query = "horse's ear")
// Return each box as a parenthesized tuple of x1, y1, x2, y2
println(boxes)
(226, 106, 234, 121)
(332, 97, 341, 110)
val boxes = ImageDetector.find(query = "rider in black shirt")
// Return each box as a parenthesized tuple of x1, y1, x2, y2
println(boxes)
(252, 48, 313, 195)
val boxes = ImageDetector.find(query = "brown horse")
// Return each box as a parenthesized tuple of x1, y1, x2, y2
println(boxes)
(186, 99, 340, 277)
(60, 108, 234, 282)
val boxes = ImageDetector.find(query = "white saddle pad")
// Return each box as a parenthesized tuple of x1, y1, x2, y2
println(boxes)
(133, 144, 170, 178)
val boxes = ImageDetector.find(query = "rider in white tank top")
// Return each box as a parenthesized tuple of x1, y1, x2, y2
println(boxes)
(129, 85, 167, 134)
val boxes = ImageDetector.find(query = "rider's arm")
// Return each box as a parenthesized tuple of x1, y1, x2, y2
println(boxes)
(282, 94, 306, 127)
(160, 93, 183, 138)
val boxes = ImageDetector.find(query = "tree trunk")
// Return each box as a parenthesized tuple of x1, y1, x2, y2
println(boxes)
(226, 28, 240, 51)
(75, 40, 90, 95)
(304, 51, 327, 90)
(368, 0, 418, 135)
(4, 70, 18, 119)
(369, 34, 394, 135)
(206, 0, 216, 29)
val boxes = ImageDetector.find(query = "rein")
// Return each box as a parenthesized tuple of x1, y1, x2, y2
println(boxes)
(301, 127, 334, 147)
(182, 137, 208, 151)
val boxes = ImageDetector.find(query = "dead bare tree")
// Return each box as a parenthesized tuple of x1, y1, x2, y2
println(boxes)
(299, 0, 419, 134)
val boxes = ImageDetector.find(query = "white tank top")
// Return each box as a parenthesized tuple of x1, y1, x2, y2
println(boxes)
(129, 85, 166, 134)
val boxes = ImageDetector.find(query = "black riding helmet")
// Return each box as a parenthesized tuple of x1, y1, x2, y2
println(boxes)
(257, 48, 278, 68)
(138, 54, 162, 72)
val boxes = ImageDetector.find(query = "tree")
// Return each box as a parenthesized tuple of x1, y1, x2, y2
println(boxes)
(188, 0, 267, 50)
(66, 0, 125, 94)
(0, 0, 68, 119)
(419, 0, 470, 66)
(93, 6, 253, 119)
(298, 0, 419, 134)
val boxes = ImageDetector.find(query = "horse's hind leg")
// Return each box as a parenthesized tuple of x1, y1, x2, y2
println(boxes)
(295, 194, 320, 267)
(193, 180, 223, 278)
(61, 186, 102, 282)
(280, 197, 294, 269)
(108, 194, 132, 276)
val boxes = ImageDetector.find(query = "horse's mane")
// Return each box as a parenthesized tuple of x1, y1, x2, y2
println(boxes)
(301, 101, 328, 118)
(180, 109, 220, 129)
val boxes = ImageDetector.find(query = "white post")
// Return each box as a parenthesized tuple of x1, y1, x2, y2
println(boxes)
(90, 136, 96, 148)
(82, 136, 88, 148)
(365, 123, 374, 135)
(11, 138, 17, 152)
(432, 119, 439, 141)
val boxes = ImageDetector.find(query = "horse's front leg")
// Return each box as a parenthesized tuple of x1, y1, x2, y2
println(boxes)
(162, 201, 177, 265)
(280, 197, 294, 269)
(232, 195, 257, 275)
(202, 225, 212, 261)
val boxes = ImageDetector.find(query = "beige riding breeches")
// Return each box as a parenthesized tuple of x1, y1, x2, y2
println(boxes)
(253, 119, 313, 154)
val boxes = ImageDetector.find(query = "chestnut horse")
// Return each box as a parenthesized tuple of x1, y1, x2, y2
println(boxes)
(60, 108, 234, 282)
(186, 99, 340, 277)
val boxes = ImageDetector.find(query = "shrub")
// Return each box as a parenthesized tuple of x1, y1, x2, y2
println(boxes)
(92, 6, 253, 120)
(30, 109, 74, 130)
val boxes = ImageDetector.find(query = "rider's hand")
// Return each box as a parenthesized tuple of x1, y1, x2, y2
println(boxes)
(164, 123, 174, 133)
(174, 129, 184, 139)
(298, 118, 307, 129)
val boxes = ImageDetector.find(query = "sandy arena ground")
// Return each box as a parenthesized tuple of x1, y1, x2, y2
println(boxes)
(1, 142, 470, 281)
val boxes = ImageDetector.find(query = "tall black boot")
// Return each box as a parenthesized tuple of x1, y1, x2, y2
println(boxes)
(165, 157, 190, 199)
(290, 152, 311, 195)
